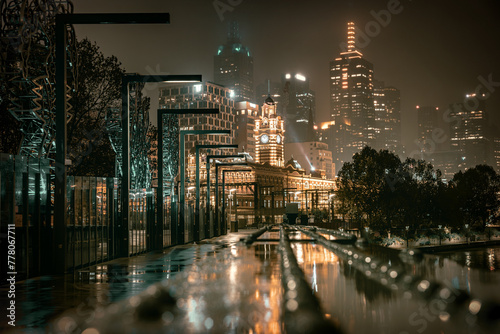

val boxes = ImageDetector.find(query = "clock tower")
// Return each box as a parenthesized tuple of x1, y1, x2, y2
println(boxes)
(254, 95, 285, 166)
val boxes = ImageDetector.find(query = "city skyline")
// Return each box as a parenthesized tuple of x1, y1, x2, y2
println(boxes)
(71, 0, 500, 155)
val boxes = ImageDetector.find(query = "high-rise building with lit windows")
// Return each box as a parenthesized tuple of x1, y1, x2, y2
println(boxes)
(329, 21, 375, 168)
(235, 101, 259, 158)
(417, 105, 440, 149)
(449, 93, 493, 170)
(373, 80, 401, 154)
(158, 82, 236, 153)
(214, 21, 254, 102)
(254, 96, 285, 167)
(282, 73, 316, 143)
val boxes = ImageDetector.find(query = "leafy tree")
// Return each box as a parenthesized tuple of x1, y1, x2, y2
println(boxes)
(337, 147, 401, 230)
(67, 38, 125, 176)
(147, 124, 158, 173)
(336, 147, 447, 232)
(450, 165, 500, 229)
(395, 158, 443, 229)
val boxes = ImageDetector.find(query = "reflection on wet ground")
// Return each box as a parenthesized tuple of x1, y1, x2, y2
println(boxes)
(435, 246, 500, 271)
(1, 228, 499, 333)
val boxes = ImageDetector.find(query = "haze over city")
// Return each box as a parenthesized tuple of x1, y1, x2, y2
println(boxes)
(72, 0, 500, 152)
(2, 1, 500, 333)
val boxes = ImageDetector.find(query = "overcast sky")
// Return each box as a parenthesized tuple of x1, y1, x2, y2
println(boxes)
(72, 0, 500, 151)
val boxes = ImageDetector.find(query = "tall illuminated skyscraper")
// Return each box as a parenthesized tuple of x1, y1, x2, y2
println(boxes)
(329, 22, 375, 168)
(282, 73, 316, 143)
(417, 105, 440, 153)
(449, 93, 494, 170)
(214, 21, 254, 102)
(374, 80, 401, 153)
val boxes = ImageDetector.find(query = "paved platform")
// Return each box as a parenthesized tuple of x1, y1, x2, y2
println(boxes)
(1, 227, 500, 334)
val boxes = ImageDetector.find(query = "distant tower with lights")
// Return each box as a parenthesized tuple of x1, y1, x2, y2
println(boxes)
(214, 21, 254, 102)
(329, 21, 375, 168)
(254, 95, 285, 166)
(282, 73, 316, 143)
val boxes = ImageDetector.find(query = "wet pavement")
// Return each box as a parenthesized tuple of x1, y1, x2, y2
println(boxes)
(1, 227, 500, 334)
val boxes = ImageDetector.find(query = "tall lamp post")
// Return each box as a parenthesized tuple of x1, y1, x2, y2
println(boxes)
(178, 130, 230, 245)
(157, 109, 220, 249)
(406, 225, 410, 248)
(465, 224, 469, 244)
(55, 12, 170, 272)
(210, 159, 249, 236)
(205, 155, 247, 237)
(222, 169, 252, 233)
(228, 189, 237, 231)
(121, 75, 202, 256)
(194, 144, 238, 242)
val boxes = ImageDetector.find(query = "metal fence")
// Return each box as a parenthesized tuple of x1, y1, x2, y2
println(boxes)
(0, 154, 273, 280)
(0, 154, 176, 281)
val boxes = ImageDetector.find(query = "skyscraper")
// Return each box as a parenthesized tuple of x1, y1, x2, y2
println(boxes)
(214, 21, 254, 102)
(449, 93, 493, 170)
(158, 82, 236, 153)
(282, 73, 316, 143)
(373, 80, 401, 154)
(330, 22, 375, 168)
(417, 105, 440, 148)
(235, 101, 259, 158)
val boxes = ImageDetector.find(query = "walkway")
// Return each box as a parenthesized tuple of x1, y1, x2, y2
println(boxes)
(1, 227, 499, 334)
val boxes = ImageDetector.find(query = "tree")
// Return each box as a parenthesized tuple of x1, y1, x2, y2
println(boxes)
(336, 147, 401, 230)
(395, 158, 443, 229)
(67, 38, 126, 176)
(450, 165, 500, 230)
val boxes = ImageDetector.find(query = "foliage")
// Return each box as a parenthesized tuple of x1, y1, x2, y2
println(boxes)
(449, 165, 500, 229)
(336, 146, 500, 232)
(147, 124, 158, 173)
(67, 38, 126, 176)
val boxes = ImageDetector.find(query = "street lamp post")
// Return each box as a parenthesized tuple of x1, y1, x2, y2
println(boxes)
(195, 144, 238, 242)
(205, 155, 247, 237)
(179, 130, 230, 245)
(228, 188, 237, 231)
(465, 224, 469, 244)
(55, 12, 170, 272)
(406, 225, 410, 248)
(121, 75, 203, 255)
(214, 160, 249, 236)
(438, 225, 442, 245)
(222, 169, 251, 233)
(329, 193, 335, 226)
(157, 109, 219, 249)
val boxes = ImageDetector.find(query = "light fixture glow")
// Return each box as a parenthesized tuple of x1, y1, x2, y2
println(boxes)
(295, 74, 306, 81)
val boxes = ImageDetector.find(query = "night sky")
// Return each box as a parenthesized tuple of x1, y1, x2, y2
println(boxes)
(72, 0, 500, 152)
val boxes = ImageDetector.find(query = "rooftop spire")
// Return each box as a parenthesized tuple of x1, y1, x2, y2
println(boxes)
(347, 21, 356, 52)
(227, 21, 240, 43)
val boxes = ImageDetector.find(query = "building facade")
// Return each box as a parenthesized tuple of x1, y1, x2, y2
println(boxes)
(330, 22, 375, 168)
(285, 141, 335, 180)
(255, 80, 284, 116)
(235, 101, 259, 158)
(254, 96, 285, 167)
(449, 93, 494, 170)
(282, 73, 316, 143)
(373, 80, 401, 154)
(214, 21, 254, 102)
(158, 81, 236, 153)
(417, 105, 441, 153)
